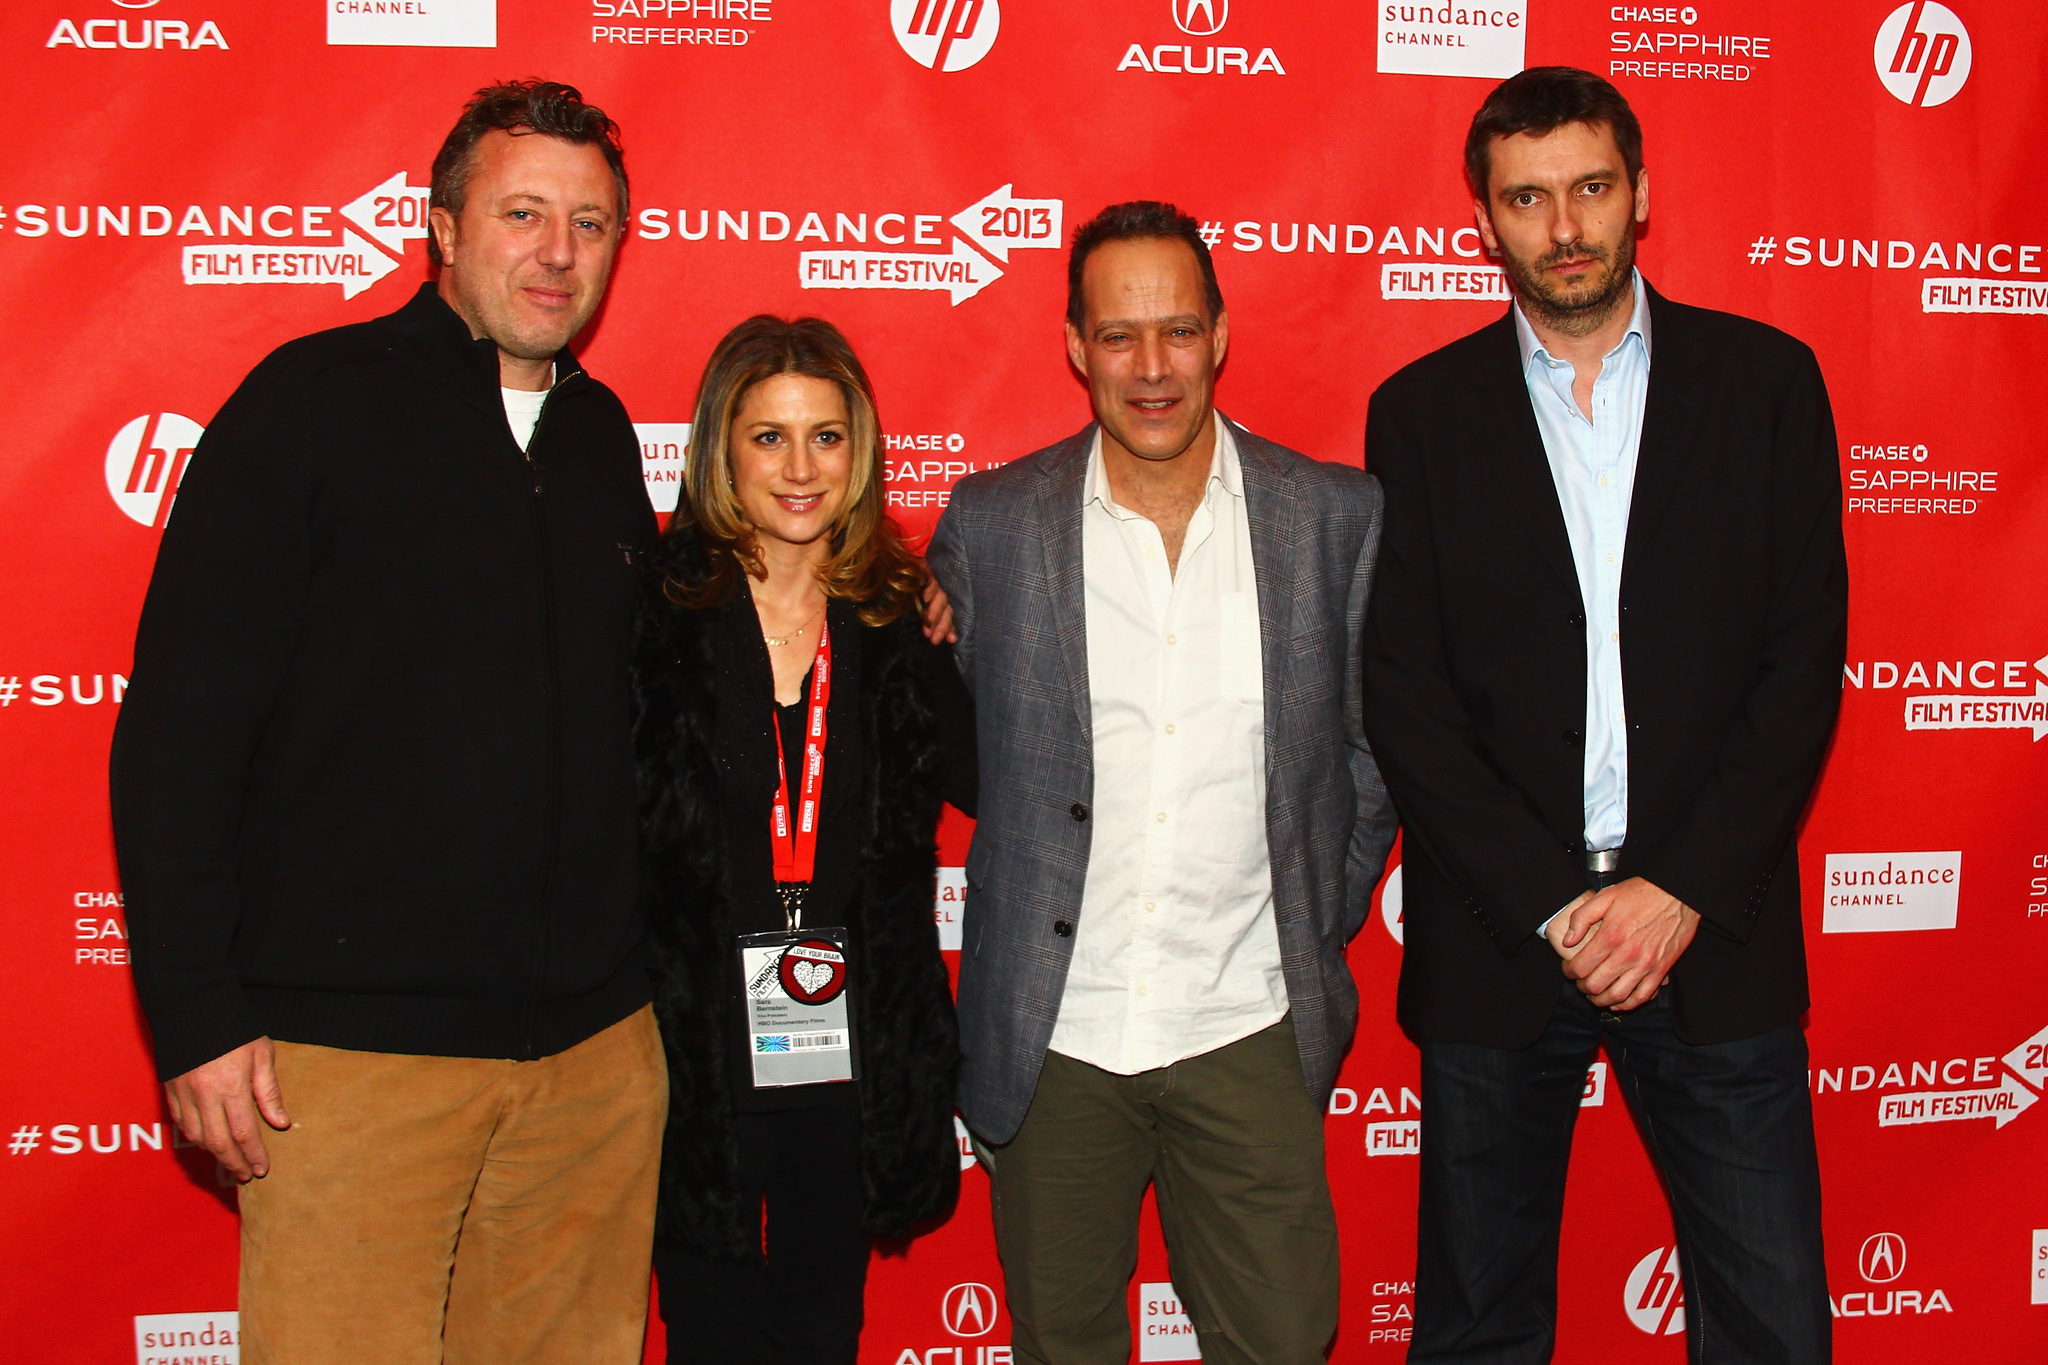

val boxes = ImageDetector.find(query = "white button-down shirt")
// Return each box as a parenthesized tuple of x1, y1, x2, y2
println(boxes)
(1513, 270, 1652, 855)
(1047, 417, 1286, 1075)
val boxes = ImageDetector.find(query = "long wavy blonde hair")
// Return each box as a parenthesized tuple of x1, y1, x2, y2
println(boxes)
(666, 315, 922, 626)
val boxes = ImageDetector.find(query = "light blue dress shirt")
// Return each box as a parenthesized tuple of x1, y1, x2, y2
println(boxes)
(1513, 269, 1652, 856)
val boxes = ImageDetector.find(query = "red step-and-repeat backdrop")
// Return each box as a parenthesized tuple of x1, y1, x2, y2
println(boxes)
(4, 0, 2045, 1360)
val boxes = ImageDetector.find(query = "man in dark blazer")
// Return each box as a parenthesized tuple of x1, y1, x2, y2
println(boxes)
(1363, 69, 1847, 1363)
(931, 202, 1397, 1365)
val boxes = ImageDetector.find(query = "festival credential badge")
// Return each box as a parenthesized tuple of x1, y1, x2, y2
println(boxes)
(737, 929, 858, 1088)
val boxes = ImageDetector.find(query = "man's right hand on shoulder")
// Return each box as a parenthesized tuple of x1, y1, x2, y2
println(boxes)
(164, 1038, 292, 1183)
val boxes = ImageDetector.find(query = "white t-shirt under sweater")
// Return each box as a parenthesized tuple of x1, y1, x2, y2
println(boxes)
(501, 385, 548, 453)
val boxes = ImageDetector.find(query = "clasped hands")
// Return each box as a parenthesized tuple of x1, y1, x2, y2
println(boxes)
(1544, 877, 1701, 1012)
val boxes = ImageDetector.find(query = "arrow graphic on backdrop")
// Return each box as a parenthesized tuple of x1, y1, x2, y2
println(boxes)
(798, 237, 1002, 305)
(181, 230, 399, 300)
(2005, 1023, 2048, 1091)
(950, 184, 1063, 262)
(1879, 1072, 2038, 1129)
(341, 170, 432, 257)
(1904, 665, 2048, 740)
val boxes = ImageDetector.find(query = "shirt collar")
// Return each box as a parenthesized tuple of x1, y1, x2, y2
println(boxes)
(1086, 412, 1242, 511)
(1512, 267, 1653, 374)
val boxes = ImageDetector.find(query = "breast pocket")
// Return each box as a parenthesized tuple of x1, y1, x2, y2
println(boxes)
(1219, 591, 1265, 703)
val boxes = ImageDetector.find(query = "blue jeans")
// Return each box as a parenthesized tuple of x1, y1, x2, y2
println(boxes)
(1410, 980, 1829, 1364)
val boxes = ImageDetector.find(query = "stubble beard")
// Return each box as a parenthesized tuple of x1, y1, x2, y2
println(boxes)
(1502, 225, 1637, 339)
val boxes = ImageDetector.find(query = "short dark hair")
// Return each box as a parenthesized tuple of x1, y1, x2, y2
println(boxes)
(1066, 201, 1225, 330)
(428, 80, 629, 266)
(1463, 67, 1643, 201)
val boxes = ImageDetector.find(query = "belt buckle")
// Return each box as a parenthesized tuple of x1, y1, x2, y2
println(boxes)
(1584, 847, 1623, 875)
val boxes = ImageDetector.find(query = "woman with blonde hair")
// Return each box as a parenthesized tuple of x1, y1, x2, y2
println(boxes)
(634, 315, 974, 1364)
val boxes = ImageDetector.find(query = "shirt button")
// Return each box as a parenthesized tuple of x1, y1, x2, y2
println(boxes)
(1610, 631, 1620, 643)
(1155, 812, 1168, 824)
(1145, 900, 1157, 913)
(1163, 722, 1176, 735)
(1136, 984, 1149, 997)
(1605, 553, 1616, 564)
(1166, 633, 1178, 646)
(1599, 475, 1611, 486)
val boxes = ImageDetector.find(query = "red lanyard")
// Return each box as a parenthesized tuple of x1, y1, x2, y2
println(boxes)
(770, 620, 831, 892)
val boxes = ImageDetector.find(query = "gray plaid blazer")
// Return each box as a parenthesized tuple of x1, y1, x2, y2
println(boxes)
(928, 418, 1397, 1143)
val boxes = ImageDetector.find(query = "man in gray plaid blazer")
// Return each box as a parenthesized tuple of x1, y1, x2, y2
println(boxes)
(928, 202, 1397, 1365)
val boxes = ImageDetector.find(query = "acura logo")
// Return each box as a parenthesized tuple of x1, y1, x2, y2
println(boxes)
(1173, 0, 1229, 35)
(943, 1282, 999, 1337)
(1859, 1232, 1907, 1284)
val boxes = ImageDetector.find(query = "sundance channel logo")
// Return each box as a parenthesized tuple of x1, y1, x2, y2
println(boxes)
(1377, 1, 1526, 81)
(1821, 852, 1959, 934)
(135, 1311, 238, 1365)
(328, 0, 496, 48)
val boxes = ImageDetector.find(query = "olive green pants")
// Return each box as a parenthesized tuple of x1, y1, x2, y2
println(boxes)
(973, 1016, 1340, 1365)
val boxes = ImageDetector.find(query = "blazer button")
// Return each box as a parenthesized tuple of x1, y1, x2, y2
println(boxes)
(1568, 613, 1585, 628)
(1070, 803, 1089, 822)
(1053, 920, 1073, 937)
(1564, 729, 1582, 745)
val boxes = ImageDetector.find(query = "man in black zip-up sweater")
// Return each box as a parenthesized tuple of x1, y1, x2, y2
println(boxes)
(111, 83, 667, 1365)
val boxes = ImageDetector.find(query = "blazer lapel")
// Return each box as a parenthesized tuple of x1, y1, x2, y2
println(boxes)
(1035, 425, 1097, 747)
(1467, 313, 1583, 603)
(1622, 286, 1708, 590)
(1233, 420, 1300, 737)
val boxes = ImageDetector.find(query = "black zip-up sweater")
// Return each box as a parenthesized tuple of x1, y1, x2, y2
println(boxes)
(113, 283, 658, 1081)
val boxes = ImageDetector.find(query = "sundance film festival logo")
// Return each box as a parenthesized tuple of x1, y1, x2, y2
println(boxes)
(1822, 1021, 2048, 1133)
(1874, 2, 1970, 108)
(891, 0, 999, 72)
(1624, 1246, 1685, 1336)
(1844, 650, 2048, 742)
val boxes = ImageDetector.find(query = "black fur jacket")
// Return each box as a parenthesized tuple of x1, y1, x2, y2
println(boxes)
(632, 530, 970, 1258)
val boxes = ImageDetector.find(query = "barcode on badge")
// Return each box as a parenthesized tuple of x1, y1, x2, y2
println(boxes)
(790, 1031, 848, 1050)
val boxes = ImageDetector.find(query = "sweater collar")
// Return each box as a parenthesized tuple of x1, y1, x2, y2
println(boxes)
(384, 282, 587, 418)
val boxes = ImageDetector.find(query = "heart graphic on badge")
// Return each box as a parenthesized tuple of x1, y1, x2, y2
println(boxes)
(776, 939, 848, 1005)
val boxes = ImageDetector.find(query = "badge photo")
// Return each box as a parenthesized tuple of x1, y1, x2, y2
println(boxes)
(777, 939, 849, 1005)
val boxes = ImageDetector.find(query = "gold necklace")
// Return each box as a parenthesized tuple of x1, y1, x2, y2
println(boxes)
(763, 603, 825, 648)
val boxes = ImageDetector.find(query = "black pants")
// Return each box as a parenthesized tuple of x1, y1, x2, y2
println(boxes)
(655, 1101, 869, 1365)
(1411, 980, 1829, 1364)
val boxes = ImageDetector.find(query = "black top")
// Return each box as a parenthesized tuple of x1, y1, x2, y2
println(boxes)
(112, 283, 658, 1079)
(1362, 284, 1847, 1048)
(716, 587, 976, 1111)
